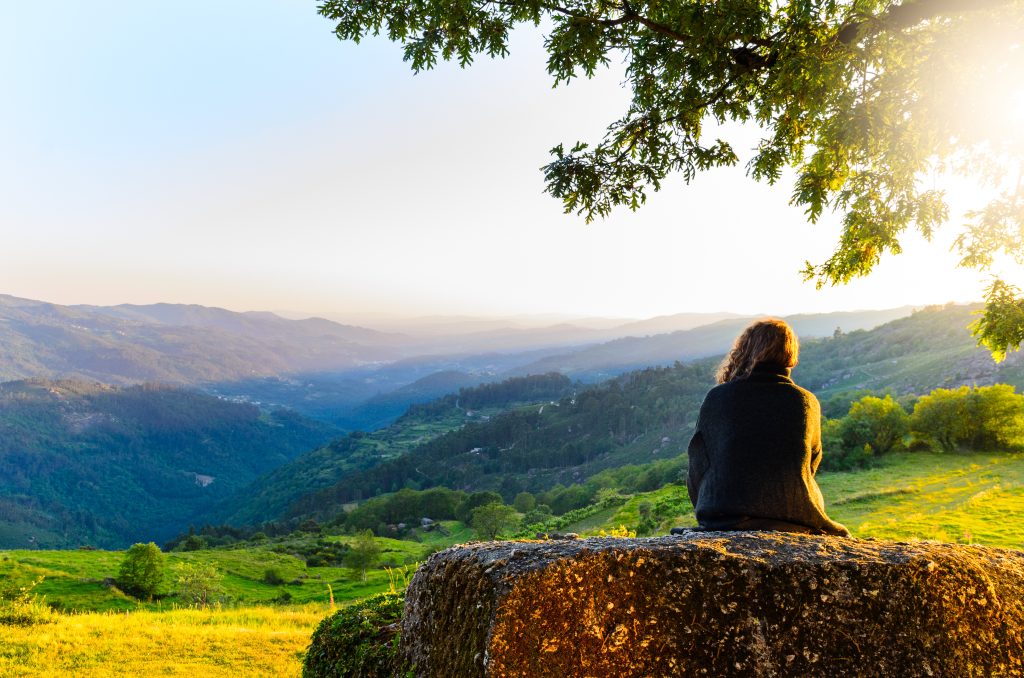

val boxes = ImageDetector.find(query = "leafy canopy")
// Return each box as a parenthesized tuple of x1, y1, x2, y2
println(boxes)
(319, 0, 1024, 358)
(118, 542, 165, 600)
(470, 501, 519, 540)
(345, 529, 382, 582)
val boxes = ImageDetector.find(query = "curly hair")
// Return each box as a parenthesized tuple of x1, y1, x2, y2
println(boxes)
(715, 319, 799, 384)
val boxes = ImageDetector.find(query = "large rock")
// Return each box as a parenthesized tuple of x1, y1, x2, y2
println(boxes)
(400, 533, 1024, 676)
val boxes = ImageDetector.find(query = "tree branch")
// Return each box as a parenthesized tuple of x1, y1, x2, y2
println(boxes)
(836, 0, 1017, 44)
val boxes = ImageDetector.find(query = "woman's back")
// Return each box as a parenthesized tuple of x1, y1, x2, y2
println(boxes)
(686, 320, 849, 537)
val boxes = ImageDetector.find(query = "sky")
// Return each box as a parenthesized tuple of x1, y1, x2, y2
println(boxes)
(0, 1, 999, 321)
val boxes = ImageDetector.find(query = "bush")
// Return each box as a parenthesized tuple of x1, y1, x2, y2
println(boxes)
(911, 384, 1024, 452)
(840, 394, 910, 455)
(820, 421, 872, 471)
(0, 576, 55, 627)
(303, 592, 406, 678)
(118, 542, 164, 600)
(174, 562, 223, 607)
(263, 568, 286, 585)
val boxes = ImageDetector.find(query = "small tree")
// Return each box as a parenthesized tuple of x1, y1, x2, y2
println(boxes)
(455, 491, 504, 523)
(174, 562, 223, 607)
(345, 530, 381, 582)
(180, 534, 206, 551)
(118, 542, 164, 600)
(840, 394, 911, 455)
(912, 385, 1024, 452)
(263, 568, 285, 585)
(513, 491, 536, 514)
(470, 502, 518, 541)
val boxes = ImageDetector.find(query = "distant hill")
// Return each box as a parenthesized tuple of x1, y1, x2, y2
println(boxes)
(233, 304, 1012, 527)
(341, 370, 492, 431)
(610, 312, 748, 337)
(513, 307, 916, 379)
(0, 380, 338, 548)
(798, 304, 1024, 410)
(0, 295, 408, 385)
(213, 373, 577, 526)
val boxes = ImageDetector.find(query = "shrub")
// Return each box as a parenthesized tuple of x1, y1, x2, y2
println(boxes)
(821, 419, 874, 471)
(0, 576, 55, 627)
(840, 394, 911, 455)
(118, 542, 164, 600)
(263, 568, 286, 585)
(303, 592, 406, 678)
(911, 385, 1024, 452)
(174, 562, 223, 607)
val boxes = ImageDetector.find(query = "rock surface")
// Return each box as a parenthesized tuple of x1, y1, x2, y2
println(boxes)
(400, 532, 1024, 676)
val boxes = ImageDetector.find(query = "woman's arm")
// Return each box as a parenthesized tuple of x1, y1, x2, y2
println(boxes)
(687, 426, 709, 507)
(809, 398, 823, 476)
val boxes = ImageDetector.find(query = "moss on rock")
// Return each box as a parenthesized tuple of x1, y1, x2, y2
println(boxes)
(304, 591, 405, 678)
(400, 533, 1024, 676)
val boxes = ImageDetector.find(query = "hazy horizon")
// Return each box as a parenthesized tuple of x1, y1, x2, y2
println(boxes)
(3, 2, 994, 320)
(3, 289, 952, 333)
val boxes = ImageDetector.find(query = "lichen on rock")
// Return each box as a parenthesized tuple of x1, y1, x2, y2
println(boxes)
(399, 533, 1024, 676)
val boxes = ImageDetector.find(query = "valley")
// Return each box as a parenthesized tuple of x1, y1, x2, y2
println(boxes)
(4, 297, 1024, 677)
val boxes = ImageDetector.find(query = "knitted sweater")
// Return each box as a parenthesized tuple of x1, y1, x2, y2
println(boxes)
(686, 362, 849, 536)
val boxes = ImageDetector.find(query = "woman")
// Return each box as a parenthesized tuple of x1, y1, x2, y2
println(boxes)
(685, 319, 850, 536)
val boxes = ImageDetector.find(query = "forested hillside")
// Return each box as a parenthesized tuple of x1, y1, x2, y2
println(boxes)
(0, 381, 338, 549)
(273, 364, 711, 521)
(233, 305, 1018, 527)
(214, 373, 577, 526)
(799, 305, 1024, 408)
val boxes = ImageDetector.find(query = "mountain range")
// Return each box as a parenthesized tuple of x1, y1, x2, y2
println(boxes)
(2, 301, 1019, 548)
(215, 304, 1020, 529)
(0, 293, 918, 430)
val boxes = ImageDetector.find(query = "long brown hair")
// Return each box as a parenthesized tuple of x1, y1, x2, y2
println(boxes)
(715, 319, 799, 384)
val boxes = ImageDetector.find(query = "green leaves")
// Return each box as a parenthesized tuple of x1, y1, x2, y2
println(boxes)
(118, 542, 165, 601)
(971, 280, 1024, 362)
(320, 0, 1024, 359)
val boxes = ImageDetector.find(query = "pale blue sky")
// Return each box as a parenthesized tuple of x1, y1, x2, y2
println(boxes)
(1, 1, 990, 320)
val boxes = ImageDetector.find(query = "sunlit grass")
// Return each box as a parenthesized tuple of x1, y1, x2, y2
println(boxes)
(820, 451, 1024, 549)
(4, 451, 1024, 676)
(576, 451, 1024, 551)
(0, 605, 324, 677)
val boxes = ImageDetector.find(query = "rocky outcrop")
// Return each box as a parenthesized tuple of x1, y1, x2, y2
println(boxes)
(400, 532, 1024, 676)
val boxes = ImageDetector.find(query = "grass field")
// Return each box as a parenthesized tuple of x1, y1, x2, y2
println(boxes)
(0, 532, 434, 613)
(591, 451, 1024, 551)
(0, 605, 323, 677)
(3, 450, 1023, 675)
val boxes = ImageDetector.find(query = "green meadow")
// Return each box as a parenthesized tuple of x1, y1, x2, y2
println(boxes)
(2, 451, 1023, 675)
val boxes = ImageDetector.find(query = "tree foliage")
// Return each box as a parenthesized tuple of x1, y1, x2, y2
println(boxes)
(174, 562, 223, 607)
(346, 530, 382, 582)
(910, 384, 1024, 452)
(840, 394, 910, 455)
(470, 501, 519, 540)
(319, 0, 1024, 358)
(118, 542, 165, 600)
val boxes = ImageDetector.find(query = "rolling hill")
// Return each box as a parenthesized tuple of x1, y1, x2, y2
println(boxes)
(223, 304, 1019, 527)
(0, 380, 338, 549)
(0, 295, 408, 385)
(513, 306, 916, 379)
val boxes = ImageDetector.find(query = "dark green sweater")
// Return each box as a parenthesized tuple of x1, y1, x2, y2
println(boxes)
(686, 362, 849, 536)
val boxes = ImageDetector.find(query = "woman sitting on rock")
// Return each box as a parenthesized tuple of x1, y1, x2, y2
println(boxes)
(684, 318, 850, 536)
